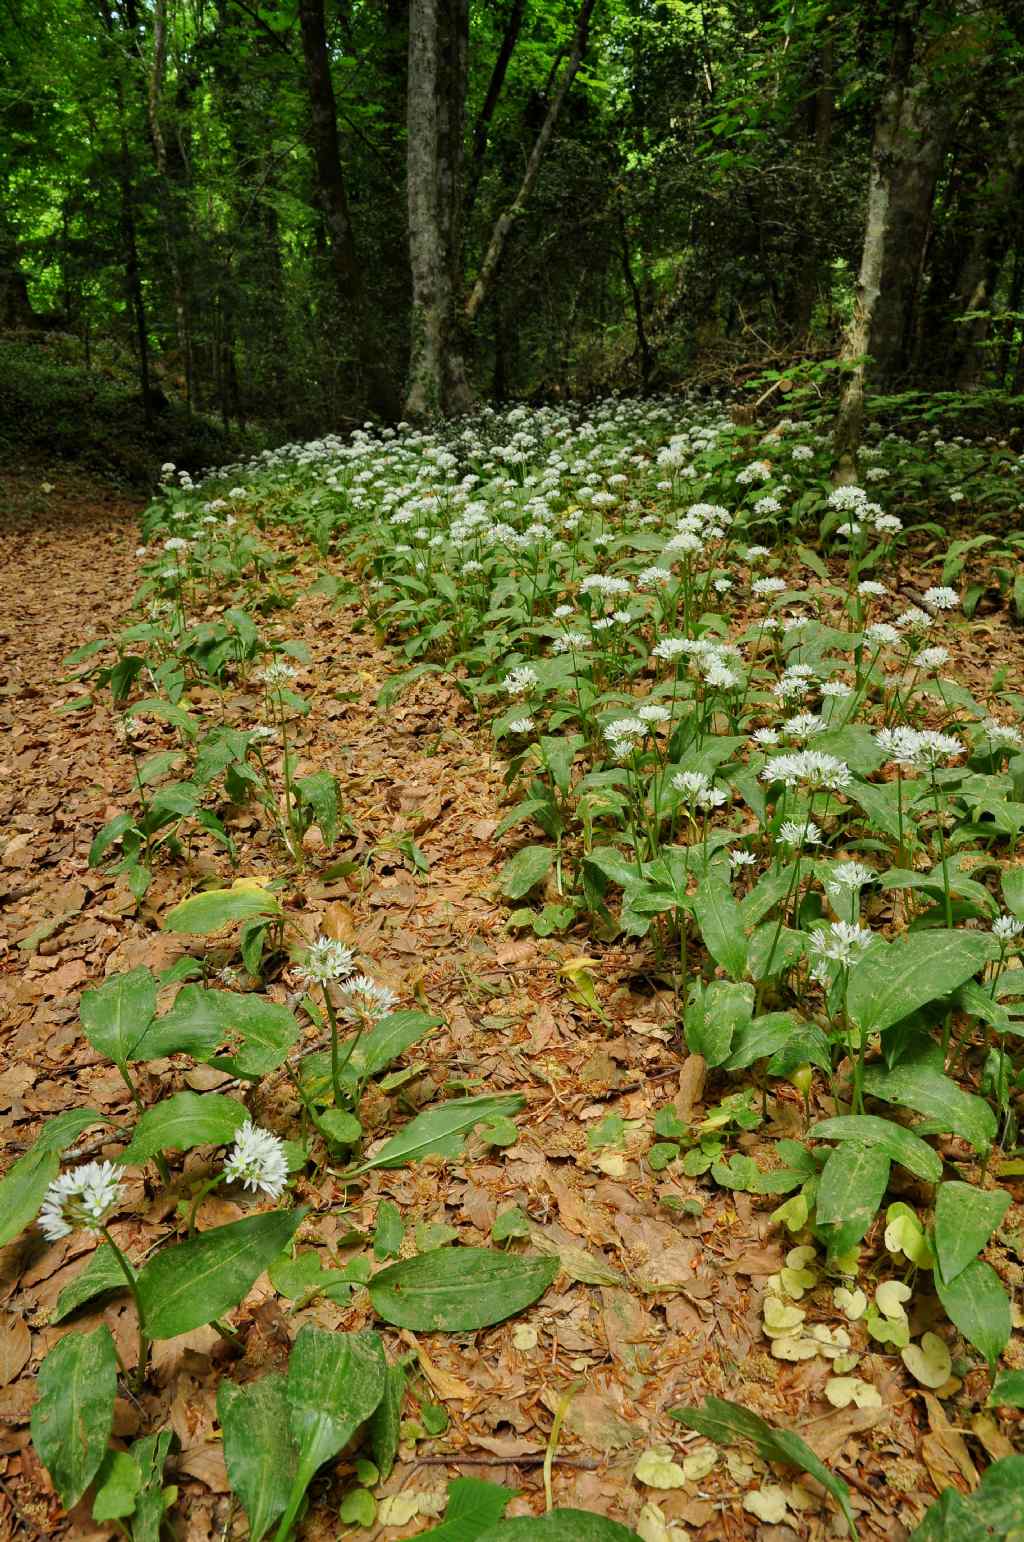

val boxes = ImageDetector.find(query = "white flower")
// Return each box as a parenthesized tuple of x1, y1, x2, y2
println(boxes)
(778, 820, 823, 847)
(809, 921, 873, 966)
(746, 545, 770, 559)
(827, 863, 875, 893)
(651, 637, 690, 661)
(637, 703, 671, 724)
(503, 666, 539, 696)
(553, 630, 591, 653)
(981, 718, 1024, 751)
(752, 727, 780, 747)
(820, 680, 853, 698)
(672, 770, 726, 809)
(993, 915, 1024, 943)
(752, 577, 787, 596)
(339, 976, 399, 1021)
(857, 581, 887, 597)
(508, 716, 534, 734)
(257, 661, 298, 688)
(39, 1162, 123, 1242)
(604, 716, 646, 744)
(761, 751, 851, 791)
(730, 849, 757, 868)
(792, 445, 814, 462)
(163, 537, 189, 553)
(866, 623, 900, 645)
(223, 1121, 289, 1199)
(923, 586, 959, 610)
(874, 727, 921, 766)
(908, 731, 963, 768)
(298, 936, 355, 986)
(897, 607, 931, 629)
(785, 713, 826, 739)
(914, 647, 949, 671)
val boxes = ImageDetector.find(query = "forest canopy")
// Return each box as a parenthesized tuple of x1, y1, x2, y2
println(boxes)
(1, 0, 1022, 446)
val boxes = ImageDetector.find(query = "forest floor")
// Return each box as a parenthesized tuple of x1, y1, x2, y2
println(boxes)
(0, 463, 1018, 1542)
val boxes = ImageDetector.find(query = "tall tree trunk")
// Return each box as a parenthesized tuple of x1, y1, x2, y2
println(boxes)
(464, 0, 598, 324)
(832, 19, 915, 474)
(405, 0, 473, 418)
(147, 0, 195, 410)
(298, 0, 399, 417)
(791, 33, 834, 338)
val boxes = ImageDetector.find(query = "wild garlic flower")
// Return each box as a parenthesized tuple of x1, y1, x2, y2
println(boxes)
(604, 717, 646, 744)
(39, 1162, 123, 1242)
(908, 731, 963, 768)
(992, 915, 1024, 943)
(914, 647, 949, 671)
(752, 727, 780, 747)
(761, 750, 851, 791)
(671, 771, 726, 809)
(651, 637, 690, 661)
(981, 718, 1024, 751)
(223, 1122, 289, 1200)
(507, 717, 535, 734)
(257, 661, 298, 688)
(808, 922, 873, 966)
(922, 586, 959, 610)
(778, 820, 823, 847)
(827, 863, 875, 893)
(503, 666, 539, 696)
(857, 581, 887, 597)
(730, 849, 757, 868)
(339, 976, 399, 1021)
(784, 713, 826, 739)
(298, 936, 355, 986)
(553, 630, 591, 653)
(752, 577, 787, 596)
(865, 622, 900, 646)
(163, 537, 190, 553)
(637, 703, 671, 724)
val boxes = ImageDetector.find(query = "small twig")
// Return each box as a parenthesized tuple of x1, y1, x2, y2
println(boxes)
(406, 1454, 601, 1470)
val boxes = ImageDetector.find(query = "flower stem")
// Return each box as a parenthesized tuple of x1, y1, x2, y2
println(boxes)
(101, 1228, 149, 1395)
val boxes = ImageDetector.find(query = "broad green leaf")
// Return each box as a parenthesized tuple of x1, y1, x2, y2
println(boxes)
(369, 1247, 557, 1331)
(162, 886, 282, 934)
(133, 984, 230, 1061)
(988, 1371, 1024, 1408)
(351, 1093, 525, 1174)
(724, 1012, 800, 1071)
(766, 1023, 832, 1076)
(847, 930, 994, 1036)
(373, 1200, 404, 1259)
(126, 696, 200, 738)
(218, 1373, 296, 1542)
(816, 1143, 891, 1256)
(415, 1477, 514, 1540)
(684, 982, 753, 1067)
(53, 1243, 133, 1322)
(670, 1396, 857, 1539)
(295, 770, 340, 845)
(119, 1091, 247, 1166)
(157, 987, 300, 1076)
(367, 1361, 406, 1482)
(966, 1454, 1024, 1532)
(909, 1485, 980, 1540)
(1003, 867, 1024, 921)
(30, 1324, 118, 1508)
(478, 1514, 642, 1540)
(499, 845, 555, 900)
(934, 1259, 1011, 1369)
(80, 967, 157, 1065)
(281, 1328, 386, 1533)
(346, 1009, 442, 1080)
(691, 877, 748, 980)
(126, 1429, 173, 1542)
(862, 1064, 996, 1152)
(137, 1208, 305, 1338)
(934, 1181, 1012, 1284)
(0, 1107, 106, 1248)
(92, 1450, 141, 1523)
(809, 1116, 942, 1183)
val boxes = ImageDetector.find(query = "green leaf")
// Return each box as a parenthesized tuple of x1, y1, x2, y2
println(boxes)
(126, 696, 200, 738)
(478, 1514, 642, 1540)
(349, 1008, 442, 1080)
(934, 1181, 1012, 1284)
(1003, 867, 1024, 922)
(351, 1093, 525, 1174)
(80, 967, 157, 1065)
(53, 1243, 133, 1323)
(92, 1450, 141, 1523)
(934, 1259, 1011, 1370)
(136, 1208, 305, 1338)
(369, 1248, 557, 1331)
(862, 1064, 996, 1153)
(162, 886, 282, 934)
(295, 770, 339, 845)
(766, 1023, 832, 1076)
(0, 1107, 107, 1249)
(499, 845, 555, 900)
(119, 1091, 247, 1166)
(816, 1142, 891, 1256)
(493, 1206, 532, 1242)
(809, 1116, 942, 1183)
(684, 982, 753, 1068)
(132, 984, 228, 1061)
(723, 1012, 798, 1071)
(367, 1361, 406, 1482)
(988, 1371, 1024, 1408)
(30, 1324, 118, 1508)
(691, 877, 748, 980)
(847, 930, 994, 1037)
(283, 1327, 386, 1529)
(125, 1430, 173, 1542)
(908, 1484, 978, 1539)
(218, 1373, 296, 1542)
(670, 1396, 857, 1539)
(373, 1200, 404, 1260)
(208, 994, 300, 1077)
(415, 1477, 514, 1540)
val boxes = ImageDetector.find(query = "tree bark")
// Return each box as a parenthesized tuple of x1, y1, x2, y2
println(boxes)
(146, 0, 195, 410)
(298, 0, 399, 417)
(405, 0, 474, 418)
(464, 0, 598, 325)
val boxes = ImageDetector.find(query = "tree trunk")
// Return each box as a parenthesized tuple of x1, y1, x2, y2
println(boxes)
(298, 0, 399, 418)
(791, 34, 834, 338)
(464, 0, 598, 325)
(405, 0, 474, 418)
(832, 20, 914, 474)
(146, 0, 195, 410)
(465, 0, 527, 217)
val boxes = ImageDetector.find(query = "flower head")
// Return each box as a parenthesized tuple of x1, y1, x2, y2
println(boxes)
(223, 1121, 289, 1199)
(339, 975, 399, 1022)
(39, 1162, 123, 1242)
(993, 914, 1024, 944)
(808, 921, 873, 966)
(257, 661, 298, 688)
(298, 935, 356, 987)
(778, 819, 823, 847)
(922, 586, 959, 611)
